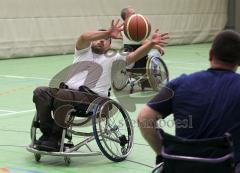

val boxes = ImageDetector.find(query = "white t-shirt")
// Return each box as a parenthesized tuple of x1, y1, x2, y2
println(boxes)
(66, 46, 126, 97)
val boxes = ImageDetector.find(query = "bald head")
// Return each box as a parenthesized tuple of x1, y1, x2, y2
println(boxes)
(121, 7, 135, 21)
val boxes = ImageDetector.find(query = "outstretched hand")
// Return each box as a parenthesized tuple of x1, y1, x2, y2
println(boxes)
(151, 29, 169, 46)
(108, 19, 124, 39)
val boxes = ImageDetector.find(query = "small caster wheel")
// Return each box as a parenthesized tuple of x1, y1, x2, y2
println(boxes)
(141, 84, 145, 91)
(34, 153, 41, 162)
(64, 156, 71, 166)
(130, 87, 133, 94)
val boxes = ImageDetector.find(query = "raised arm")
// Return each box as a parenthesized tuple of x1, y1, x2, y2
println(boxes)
(76, 31, 111, 50)
(142, 40, 165, 56)
(126, 30, 169, 65)
(76, 19, 123, 50)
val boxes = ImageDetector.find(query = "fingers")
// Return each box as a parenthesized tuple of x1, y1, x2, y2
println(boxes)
(111, 19, 124, 30)
(160, 33, 170, 40)
(119, 22, 124, 28)
(115, 19, 120, 26)
(156, 32, 170, 41)
(119, 27, 124, 32)
(159, 40, 168, 44)
(155, 29, 159, 33)
(111, 19, 114, 27)
(161, 36, 170, 41)
(160, 32, 168, 37)
(151, 34, 169, 46)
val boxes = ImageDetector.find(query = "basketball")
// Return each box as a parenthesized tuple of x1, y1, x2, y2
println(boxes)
(124, 14, 151, 42)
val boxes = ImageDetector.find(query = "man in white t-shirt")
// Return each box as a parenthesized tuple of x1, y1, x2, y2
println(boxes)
(32, 19, 169, 151)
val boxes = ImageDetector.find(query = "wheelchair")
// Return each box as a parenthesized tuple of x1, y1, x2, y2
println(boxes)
(112, 49, 169, 94)
(26, 96, 134, 165)
(152, 129, 235, 173)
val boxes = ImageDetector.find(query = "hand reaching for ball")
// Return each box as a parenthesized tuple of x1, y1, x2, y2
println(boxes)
(151, 29, 169, 46)
(108, 19, 124, 39)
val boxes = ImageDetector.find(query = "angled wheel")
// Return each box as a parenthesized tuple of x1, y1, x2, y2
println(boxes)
(112, 70, 128, 91)
(30, 113, 42, 149)
(146, 56, 169, 91)
(112, 60, 129, 91)
(92, 99, 134, 162)
(30, 113, 39, 141)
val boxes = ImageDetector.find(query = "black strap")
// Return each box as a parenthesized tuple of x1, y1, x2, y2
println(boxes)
(59, 82, 69, 89)
(78, 85, 98, 96)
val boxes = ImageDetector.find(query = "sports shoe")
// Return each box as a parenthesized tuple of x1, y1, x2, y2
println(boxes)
(35, 134, 49, 145)
(37, 136, 60, 152)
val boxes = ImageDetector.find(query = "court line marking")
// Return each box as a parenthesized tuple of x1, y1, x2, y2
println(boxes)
(0, 109, 35, 117)
(0, 74, 50, 80)
(0, 109, 17, 113)
(164, 60, 208, 66)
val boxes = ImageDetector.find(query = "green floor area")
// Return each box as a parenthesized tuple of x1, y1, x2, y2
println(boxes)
(0, 43, 212, 173)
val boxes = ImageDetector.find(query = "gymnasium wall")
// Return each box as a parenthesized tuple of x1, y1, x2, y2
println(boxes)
(0, 0, 228, 59)
(226, 0, 235, 29)
(236, 0, 240, 32)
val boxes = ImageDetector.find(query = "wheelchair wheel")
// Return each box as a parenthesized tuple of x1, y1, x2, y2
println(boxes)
(111, 60, 128, 91)
(30, 112, 39, 142)
(92, 99, 134, 162)
(146, 56, 169, 91)
(112, 70, 128, 91)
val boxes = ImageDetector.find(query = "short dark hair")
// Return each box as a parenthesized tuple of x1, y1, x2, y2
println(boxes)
(212, 30, 240, 64)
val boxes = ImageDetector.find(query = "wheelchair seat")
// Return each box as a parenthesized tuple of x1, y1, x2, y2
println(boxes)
(126, 68, 146, 74)
(152, 129, 235, 173)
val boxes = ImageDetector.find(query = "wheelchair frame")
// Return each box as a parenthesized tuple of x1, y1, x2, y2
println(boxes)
(151, 130, 234, 173)
(112, 55, 169, 93)
(27, 98, 134, 165)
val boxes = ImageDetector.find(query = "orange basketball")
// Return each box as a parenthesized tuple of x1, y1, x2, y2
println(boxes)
(124, 14, 151, 42)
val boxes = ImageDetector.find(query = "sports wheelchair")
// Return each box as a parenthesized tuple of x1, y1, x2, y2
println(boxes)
(26, 96, 134, 165)
(112, 49, 169, 94)
(152, 129, 235, 173)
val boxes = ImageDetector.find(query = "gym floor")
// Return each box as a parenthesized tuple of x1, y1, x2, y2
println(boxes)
(0, 43, 213, 173)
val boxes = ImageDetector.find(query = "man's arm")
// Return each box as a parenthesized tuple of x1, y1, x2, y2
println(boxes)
(126, 41, 155, 65)
(76, 30, 111, 50)
(137, 105, 162, 155)
(76, 19, 123, 50)
(126, 30, 169, 65)
(142, 40, 165, 55)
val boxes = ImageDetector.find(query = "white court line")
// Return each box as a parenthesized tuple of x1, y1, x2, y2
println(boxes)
(173, 66, 203, 70)
(0, 74, 50, 81)
(164, 61, 208, 66)
(0, 109, 35, 117)
(0, 109, 17, 113)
